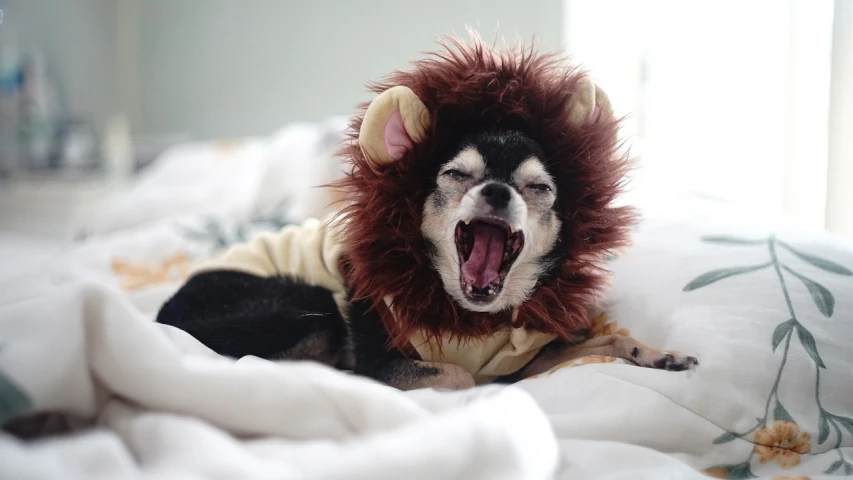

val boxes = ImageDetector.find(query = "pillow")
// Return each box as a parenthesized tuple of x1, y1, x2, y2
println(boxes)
(518, 199, 853, 479)
(73, 117, 349, 237)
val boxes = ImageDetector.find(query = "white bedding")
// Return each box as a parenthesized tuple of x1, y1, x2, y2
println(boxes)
(0, 273, 556, 479)
(2, 119, 851, 479)
(522, 212, 853, 479)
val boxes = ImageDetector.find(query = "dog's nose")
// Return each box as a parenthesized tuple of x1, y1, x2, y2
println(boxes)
(481, 183, 512, 209)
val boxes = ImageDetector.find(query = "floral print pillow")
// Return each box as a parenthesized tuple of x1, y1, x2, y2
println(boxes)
(520, 219, 853, 480)
(684, 234, 853, 478)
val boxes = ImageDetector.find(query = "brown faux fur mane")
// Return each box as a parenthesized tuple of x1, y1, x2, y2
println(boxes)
(332, 36, 636, 351)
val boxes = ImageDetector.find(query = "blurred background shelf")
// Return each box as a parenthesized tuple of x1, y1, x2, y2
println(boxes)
(0, 170, 118, 239)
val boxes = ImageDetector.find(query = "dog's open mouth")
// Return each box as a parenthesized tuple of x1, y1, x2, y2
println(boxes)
(455, 218, 525, 303)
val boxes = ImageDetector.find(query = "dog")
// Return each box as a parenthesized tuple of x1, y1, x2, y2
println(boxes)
(157, 37, 698, 390)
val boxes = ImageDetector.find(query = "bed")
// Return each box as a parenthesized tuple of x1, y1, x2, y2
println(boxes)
(1, 118, 851, 480)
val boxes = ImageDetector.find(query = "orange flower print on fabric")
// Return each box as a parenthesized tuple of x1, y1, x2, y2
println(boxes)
(701, 467, 728, 478)
(535, 355, 619, 378)
(577, 355, 618, 365)
(753, 421, 812, 469)
(214, 139, 247, 158)
(111, 252, 191, 291)
(526, 311, 627, 379)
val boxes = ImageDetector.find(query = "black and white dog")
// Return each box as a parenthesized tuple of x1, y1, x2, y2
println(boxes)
(158, 41, 697, 390)
(158, 128, 697, 390)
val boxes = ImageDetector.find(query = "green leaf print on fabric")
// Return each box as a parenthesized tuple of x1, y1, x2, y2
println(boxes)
(825, 459, 844, 474)
(683, 263, 772, 291)
(823, 454, 853, 474)
(820, 411, 853, 448)
(713, 431, 739, 445)
(0, 372, 31, 424)
(782, 265, 836, 317)
(795, 325, 825, 368)
(688, 234, 853, 477)
(818, 412, 831, 444)
(771, 320, 794, 352)
(704, 462, 757, 479)
(838, 415, 853, 438)
(778, 241, 853, 276)
(701, 235, 767, 246)
(773, 401, 795, 423)
(177, 202, 295, 254)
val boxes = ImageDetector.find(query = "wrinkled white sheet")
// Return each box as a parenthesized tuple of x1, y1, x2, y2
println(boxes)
(0, 270, 557, 479)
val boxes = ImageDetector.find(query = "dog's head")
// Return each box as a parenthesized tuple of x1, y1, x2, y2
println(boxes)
(421, 130, 561, 312)
(335, 37, 635, 348)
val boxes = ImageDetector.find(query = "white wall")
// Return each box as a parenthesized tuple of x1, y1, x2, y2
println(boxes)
(6, 0, 564, 140)
(565, 0, 835, 230)
(135, 0, 563, 139)
(825, 0, 853, 239)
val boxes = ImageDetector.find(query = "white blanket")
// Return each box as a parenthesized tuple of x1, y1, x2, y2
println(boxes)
(0, 269, 557, 479)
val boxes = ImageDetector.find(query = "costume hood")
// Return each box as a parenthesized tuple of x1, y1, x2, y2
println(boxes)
(333, 35, 636, 350)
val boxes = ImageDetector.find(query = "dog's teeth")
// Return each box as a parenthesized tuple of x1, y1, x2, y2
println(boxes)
(487, 287, 494, 295)
(503, 252, 508, 261)
(464, 218, 471, 225)
(510, 226, 516, 233)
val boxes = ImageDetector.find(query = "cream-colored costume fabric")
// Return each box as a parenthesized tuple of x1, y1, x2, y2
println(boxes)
(191, 218, 349, 311)
(194, 218, 555, 383)
(409, 322, 556, 384)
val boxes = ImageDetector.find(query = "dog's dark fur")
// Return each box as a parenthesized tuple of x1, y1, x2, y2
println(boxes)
(158, 271, 349, 365)
(158, 271, 467, 387)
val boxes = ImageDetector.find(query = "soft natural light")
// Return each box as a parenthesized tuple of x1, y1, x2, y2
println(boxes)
(565, 0, 835, 230)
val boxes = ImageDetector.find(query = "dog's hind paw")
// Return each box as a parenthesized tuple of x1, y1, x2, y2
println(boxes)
(384, 360, 476, 391)
(649, 352, 699, 371)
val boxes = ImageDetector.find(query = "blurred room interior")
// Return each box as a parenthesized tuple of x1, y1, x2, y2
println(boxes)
(0, 0, 850, 243)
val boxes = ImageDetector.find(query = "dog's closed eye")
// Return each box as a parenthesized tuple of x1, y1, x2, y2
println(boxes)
(526, 183, 552, 192)
(443, 169, 472, 180)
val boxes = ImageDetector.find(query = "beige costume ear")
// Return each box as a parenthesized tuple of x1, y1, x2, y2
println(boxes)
(359, 86, 431, 169)
(567, 76, 613, 127)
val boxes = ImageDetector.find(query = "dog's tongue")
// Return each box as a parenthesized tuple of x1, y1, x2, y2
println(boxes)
(462, 223, 505, 289)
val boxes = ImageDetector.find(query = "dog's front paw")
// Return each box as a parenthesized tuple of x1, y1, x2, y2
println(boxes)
(427, 363, 476, 390)
(389, 361, 476, 391)
(648, 351, 699, 371)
